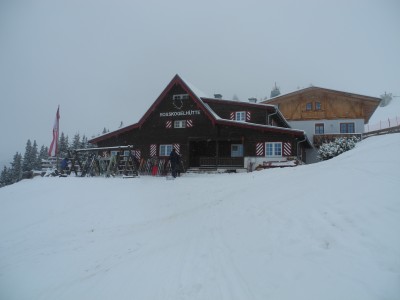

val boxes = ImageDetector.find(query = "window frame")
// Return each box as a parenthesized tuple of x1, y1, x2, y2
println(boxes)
(265, 142, 282, 157)
(340, 122, 355, 133)
(159, 144, 173, 157)
(235, 111, 246, 122)
(315, 123, 325, 134)
(174, 120, 186, 128)
(315, 102, 321, 110)
(231, 144, 244, 157)
(306, 102, 313, 111)
(121, 150, 131, 161)
(172, 94, 189, 101)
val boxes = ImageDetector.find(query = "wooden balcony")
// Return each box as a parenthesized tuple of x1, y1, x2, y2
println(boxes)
(313, 133, 362, 147)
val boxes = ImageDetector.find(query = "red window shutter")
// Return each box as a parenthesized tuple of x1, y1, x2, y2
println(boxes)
(134, 150, 141, 160)
(246, 111, 251, 121)
(256, 143, 264, 156)
(150, 144, 157, 157)
(283, 142, 292, 156)
(173, 144, 180, 155)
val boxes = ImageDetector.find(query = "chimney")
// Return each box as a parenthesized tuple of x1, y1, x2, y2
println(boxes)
(248, 97, 257, 103)
(270, 83, 281, 98)
(214, 94, 223, 99)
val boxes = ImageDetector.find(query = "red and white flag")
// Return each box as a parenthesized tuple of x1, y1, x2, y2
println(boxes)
(48, 106, 60, 157)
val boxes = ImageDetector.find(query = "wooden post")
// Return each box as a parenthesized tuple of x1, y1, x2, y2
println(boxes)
(216, 140, 219, 169)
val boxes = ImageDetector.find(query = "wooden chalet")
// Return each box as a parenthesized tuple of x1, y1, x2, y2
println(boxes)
(89, 75, 312, 173)
(263, 87, 381, 148)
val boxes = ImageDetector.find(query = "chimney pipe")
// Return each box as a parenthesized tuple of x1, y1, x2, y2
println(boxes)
(248, 97, 257, 103)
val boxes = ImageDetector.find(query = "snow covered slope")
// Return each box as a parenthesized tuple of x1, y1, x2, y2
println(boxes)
(1, 134, 399, 300)
(369, 98, 400, 124)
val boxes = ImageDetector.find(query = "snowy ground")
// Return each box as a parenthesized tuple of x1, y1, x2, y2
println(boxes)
(1, 134, 399, 300)
(367, 98, 400, 131)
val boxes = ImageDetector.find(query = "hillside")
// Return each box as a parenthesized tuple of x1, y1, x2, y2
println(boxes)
(0, 134, 399, 300)
(368, 97, 400, 125)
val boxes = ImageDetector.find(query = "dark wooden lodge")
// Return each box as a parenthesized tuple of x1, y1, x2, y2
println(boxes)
(89, 75, 312, 173)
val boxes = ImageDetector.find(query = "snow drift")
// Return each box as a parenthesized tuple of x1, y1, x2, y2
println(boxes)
(1, 134, 399, 300)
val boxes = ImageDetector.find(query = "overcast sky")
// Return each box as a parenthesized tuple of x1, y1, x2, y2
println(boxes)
(0, 0, 399, 166)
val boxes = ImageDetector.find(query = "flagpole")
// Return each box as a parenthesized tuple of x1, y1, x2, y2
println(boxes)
(48, 105, 60, 171)
(56, 105, 60, 172)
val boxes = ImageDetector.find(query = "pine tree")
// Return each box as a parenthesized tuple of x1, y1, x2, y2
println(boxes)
(71, 133, 81, 150)
(58, 132, 69, 157)
(31, 140, 39, 170)
(1, 166, 14, 187)
(10, 152, 23, 183)
(102, 128, 108, 134)
(80, 135, 88, 149)
(119, 121, 124, 128)
(39, 145, 49, 159)
(0, 166, 8, 187)
(22, 139, 33, 172)
(36, 145, 50, 171)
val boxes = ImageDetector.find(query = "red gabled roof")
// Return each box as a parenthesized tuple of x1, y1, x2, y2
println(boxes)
(137, 74, 216, 126)
(89, 74, 308, 144)
(89, 74, 215, 144)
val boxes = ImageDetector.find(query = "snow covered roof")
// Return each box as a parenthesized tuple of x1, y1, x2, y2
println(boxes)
(264, 86, 381, 103)
(89, 74, 309, 144)
(179, 75, 209, 98)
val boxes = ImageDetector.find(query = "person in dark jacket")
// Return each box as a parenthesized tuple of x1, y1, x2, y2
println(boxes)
(169, 149, 180, 178)
(60, 158, 69, 175)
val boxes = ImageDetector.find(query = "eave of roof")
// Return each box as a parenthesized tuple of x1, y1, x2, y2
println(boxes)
(89, 74, 216, 144)
(201, 97, 292, 128)
(201, 97, 277, 110)
(264, 86, 381, 103)
(89, 74, 309, 145)
(89, 123, 140, 144)
(215, 119, 305, 135)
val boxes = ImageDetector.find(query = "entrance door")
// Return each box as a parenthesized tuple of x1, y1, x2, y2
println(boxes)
(189, 141, 216, 167)
(231, 144, 243, 157)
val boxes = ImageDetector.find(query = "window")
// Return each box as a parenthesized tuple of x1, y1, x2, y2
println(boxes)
(173, 94, 189, 100)
(340, 123, 355, 133)
(174, 120, 186, 128)
(315, 102, 321, 110)
(235, 111, 246, 122)
(306, 102, 312, 111)
(110, 151, 118, 157)
(315, 123, 324, 134)
(122, 150, 131, 161)
(159, 144, 173, 156)
(265, 142, 282, 157)
(231, 144, 243, 157)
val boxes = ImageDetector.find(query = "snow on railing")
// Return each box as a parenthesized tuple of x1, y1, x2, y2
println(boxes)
(365, 116, 400, 132)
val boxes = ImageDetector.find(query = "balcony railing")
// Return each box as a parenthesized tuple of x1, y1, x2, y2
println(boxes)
(199, 157, 244, 168)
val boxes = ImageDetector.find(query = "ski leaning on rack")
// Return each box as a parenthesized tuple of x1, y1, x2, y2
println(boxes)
(122, 152, 139, 178)
(165, 161, 175, 180)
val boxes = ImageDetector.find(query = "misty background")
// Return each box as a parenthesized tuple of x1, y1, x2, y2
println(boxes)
(1, 0, 399, 169)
